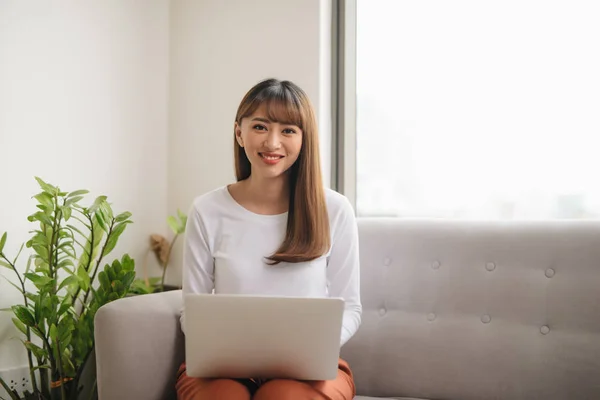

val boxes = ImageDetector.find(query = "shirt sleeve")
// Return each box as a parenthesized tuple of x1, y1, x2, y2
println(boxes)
(180, 204, 214, 334)
(327, 196, 362, 347)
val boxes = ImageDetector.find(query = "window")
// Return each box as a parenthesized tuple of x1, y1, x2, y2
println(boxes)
(340, 0, 600, 219)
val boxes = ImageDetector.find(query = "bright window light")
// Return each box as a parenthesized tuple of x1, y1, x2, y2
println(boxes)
(355, 0, 600, 219)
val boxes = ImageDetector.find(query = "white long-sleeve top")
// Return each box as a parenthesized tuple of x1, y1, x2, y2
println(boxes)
(180, 185, 362, 347)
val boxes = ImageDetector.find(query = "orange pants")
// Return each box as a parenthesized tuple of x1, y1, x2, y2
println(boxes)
(176, 359, 356, 400)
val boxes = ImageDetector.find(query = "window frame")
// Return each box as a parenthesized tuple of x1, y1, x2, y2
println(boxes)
(332, 0, 357, 211)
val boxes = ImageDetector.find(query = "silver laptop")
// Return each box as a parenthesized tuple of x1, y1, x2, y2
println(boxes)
(183, 293, 344, 381)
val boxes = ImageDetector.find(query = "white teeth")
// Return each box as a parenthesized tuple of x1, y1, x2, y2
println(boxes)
(260, 154, 281, 160)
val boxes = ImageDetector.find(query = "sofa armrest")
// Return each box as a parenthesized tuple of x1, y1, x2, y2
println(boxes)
(94, 290, 185, 400)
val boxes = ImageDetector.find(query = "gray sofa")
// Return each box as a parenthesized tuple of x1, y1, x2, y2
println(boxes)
(94, 219, 600, 399)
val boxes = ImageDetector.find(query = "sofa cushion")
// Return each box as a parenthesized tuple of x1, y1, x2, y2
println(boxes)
(341, 219, 600, 400)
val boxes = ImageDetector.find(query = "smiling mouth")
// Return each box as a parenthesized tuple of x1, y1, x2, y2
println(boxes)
(259, 153, 284, 160)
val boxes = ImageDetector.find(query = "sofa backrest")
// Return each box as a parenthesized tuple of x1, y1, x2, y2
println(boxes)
(340, 218, 600, 400)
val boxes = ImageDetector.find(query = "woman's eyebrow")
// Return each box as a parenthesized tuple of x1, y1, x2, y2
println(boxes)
(251, 117, 271, 123)
(251, 116, 298, 127)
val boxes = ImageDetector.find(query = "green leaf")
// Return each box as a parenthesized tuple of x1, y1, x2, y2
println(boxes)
(57, 258, 74, 270)
(67, 189, 89, 198)
(115, 211, 132, 223)
(58, 296, 72, 315)
(1, 275, 23, 294)
(88, 196, 107, 213)
(62, 205, 72, 221)
(23, 341, 47, 360)
(112, 259, 123, 275)
(31, 326, 45, 341)
(111, 280, 124, 295)
(58, 275, 79, 292)
(91, 223, 105, 259)
(33, 259, 49, 274)
(12, 243, 24, 265)
(148, 276, 161, 285)
(31, 364, 51, 372)
(66, 224, 87, 239)
(122, 271, 136, 290)
(24, 273, 53, 289)
(95, 212, 108, 233)
(0, 260, 11, 270)
(59, 227, 72, 238)
(58, 317, 74, 344)
(98, 271, 110, 289)
(177, 209, 188, 232)
(27, 211, 53, 227)
(12, 318, 28, 336)
(77, 265, 90, 291)
(105, 263, 117, 282)
(49, 324, 58, 341)
(71, 215, 92, 230)
(167, 216, 180, 234)
(121, 254, 135, 271)
(31, 232, 49, 248)
(0, 232, 7, 253)
(12, 305, 35, 327)
(33, 295, 42, 327)
(100, 201, 114, 221)
(33, 192, 54, 208)
(31, 245, 49, 261)
(34, 176, 57, 195)
(130, 279, 156, 294)
(103, 222, 128, 256)
(25, 255, 33, 274)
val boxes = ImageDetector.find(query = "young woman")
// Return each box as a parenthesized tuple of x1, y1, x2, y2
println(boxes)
(176, 78, 362, 400)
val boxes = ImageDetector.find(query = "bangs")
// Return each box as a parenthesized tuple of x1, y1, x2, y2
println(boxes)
(238, 83, 305, 129)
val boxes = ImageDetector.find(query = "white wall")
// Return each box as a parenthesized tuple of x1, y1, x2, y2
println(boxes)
(0, 0, 169, 372)
(0, 0, 333, 379)
(167, 0, 333, 284)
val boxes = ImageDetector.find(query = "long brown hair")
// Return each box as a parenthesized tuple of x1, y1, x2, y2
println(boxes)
(233, 78, 330, 264)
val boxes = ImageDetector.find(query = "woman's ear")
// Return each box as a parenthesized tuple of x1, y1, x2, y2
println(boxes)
(234, 122, 244, 147)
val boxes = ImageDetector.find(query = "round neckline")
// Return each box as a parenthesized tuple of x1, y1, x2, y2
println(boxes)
(223, 185, 288, 220)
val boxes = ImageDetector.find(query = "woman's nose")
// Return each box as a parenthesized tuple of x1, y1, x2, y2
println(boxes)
(264, 131, 281, 150)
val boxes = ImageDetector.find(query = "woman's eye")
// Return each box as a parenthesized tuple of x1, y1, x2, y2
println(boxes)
(253, 124, 267, 131)
(283, 128, 296, 134)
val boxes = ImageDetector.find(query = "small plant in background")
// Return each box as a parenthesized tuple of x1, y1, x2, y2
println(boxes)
(130, 210, 186, 295)
(0, 177, 135, 400)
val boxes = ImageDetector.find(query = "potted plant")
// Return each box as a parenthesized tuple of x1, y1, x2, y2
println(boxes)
(0, 177, 136, 400)
(129, 210, 187, 295)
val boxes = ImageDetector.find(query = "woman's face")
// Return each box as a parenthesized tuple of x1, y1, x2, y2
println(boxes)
(235, 104, 303, 180)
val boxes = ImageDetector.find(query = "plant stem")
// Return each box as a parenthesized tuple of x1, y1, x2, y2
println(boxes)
(48, 196, 62, 292)
(39, 360, 51, 400)
(47, 196, 66, 399)
(160, 234, 179, 291)
(54, 341, 66, 400)
(0, 253, 40, 394)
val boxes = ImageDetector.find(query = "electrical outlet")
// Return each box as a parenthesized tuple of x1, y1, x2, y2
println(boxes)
(0, 366, 32, 398)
